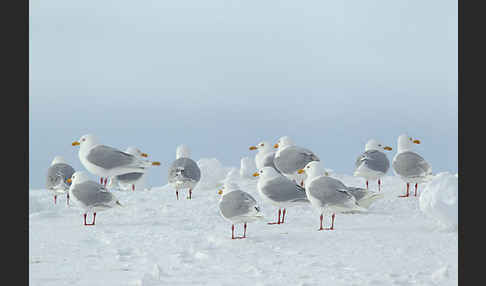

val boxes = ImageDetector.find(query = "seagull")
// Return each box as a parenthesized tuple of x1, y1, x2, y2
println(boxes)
(298, 161, 366, 231)
(46, 156, 75, 205)
(249, 141, 278, 171)
(392, 134, 432, 197)
(253, 167, 309, 225)
(168, 144, 201, 200)
(72, 134, 160, 187)
(218, 182, 264, 239)
(354, 139, 392, 191)
(108, 147, 148, 192)
(273, 136, 320, 186)
(67, 171, 122, 226)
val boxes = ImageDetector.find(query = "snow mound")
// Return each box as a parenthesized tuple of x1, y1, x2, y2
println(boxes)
(196, 158, 231, 190)
(419, 172, 458, 230)
(239, 156, 256, 179)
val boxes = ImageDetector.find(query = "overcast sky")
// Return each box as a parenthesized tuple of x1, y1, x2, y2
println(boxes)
(29, 0, 457, 188)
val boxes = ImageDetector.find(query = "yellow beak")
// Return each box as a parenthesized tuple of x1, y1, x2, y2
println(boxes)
(413, 139, 421, 144)
(253, 172, 259, 177)
(218, 189, 223, 195)
(384, 146, 392, 151)
(66, 178, 72, 183)
(141, 153, 148, 157)
(249, 146, 257, 151)
(274, 143, 279, 148)
(72, 141, 80, 146)
(297, 169, 304, 174)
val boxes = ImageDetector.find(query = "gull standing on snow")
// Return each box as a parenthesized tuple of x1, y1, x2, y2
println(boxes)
(253, 167, 309, 225)
(249, 141, 278, 171)
(218, 182, 264, 239)
(108, 147, 149, 192)
(168, 144, 201, 200)
(46, 156, 75, 205)
(392, 134, 432, 197)
(354, 139, 392, 191)
(273, 136, 320, 186)
(72, 134, 160, 187)
(67, 171, 122, 226)
(298, 161, 366, 231)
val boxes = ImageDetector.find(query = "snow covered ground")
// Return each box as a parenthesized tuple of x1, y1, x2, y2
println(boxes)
(29, 159, 458, 286)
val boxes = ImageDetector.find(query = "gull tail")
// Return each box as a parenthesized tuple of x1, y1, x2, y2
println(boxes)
(357, 193, 385, 209)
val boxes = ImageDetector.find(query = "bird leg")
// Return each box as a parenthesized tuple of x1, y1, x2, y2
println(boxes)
(326, 213, 335, 230)
(268, 208, 281, 225)
(318, 214, 324, 231)
(281, 209, 286, 224)
(399, 182, 410, 198)
(414, 183, 418, 196)
(83, 213, 96, 226)
(100, 177, 103, 184)
(104, 178, 108, 187)
(188, 189, 192, 200)
(176, 189, 179, 200)
(54, 195, 57, 205)
(378, 179, 381, 192)
(243, 222, 247, 238)
(231, 224, 235, 239)
(132, 184, 135, 192)
(66, 193, 69, 205)
(366, 180, 369, 189)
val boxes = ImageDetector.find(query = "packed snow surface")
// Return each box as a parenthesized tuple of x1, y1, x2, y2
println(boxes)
(30, 158, 458, 286)
(419, 172, 458, 230)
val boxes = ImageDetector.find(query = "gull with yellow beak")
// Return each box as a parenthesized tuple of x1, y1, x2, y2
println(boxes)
(392, 134, 432, 197)
(354, 139, 392, 191)
(249, 141, 278, 171)
(46, 156, 75, 205)
(273, 136, 320, 186)
(298, 161, 366, 231)
(218, 182, 264, 239)
(108, 147, 149, 192)
(168, 144, 201, 200)
(67, 171, 122, 226)
(253, 167, 308, 225)
(72, 134, 160, 187)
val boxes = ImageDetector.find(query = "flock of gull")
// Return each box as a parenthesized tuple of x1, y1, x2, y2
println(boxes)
(46, 133, 432, 238)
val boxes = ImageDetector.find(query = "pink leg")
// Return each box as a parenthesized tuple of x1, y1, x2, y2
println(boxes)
(318, 214, 324, 231)
(378, 179, 381, 192)
(54, 195, 57, 205)
(366, 180, 369, 189)
(100, 177, 103, 184)
(328, 213, 335, 230)
(243, 223, 247, 238)
(104, 178, 108, 187)
(399, 183, 410, 198)
(83, 213, 88, 225)
(414, 183, 418, 196)
(231, 224, 235, 239)
(188, 189, 192, 200)
(92, 212, 96, 225)
(66, 193, 70, 205)
(282, 209, 286, 224)
(176, 190, 179, 200)
(268, 209, 281, 225)
(132, 184, 135, 191)
(300, 180, 304, 187)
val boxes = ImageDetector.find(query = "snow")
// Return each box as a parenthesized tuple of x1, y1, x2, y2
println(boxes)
(239, 156, 257, 179)
(30, 158, 458, 286)
(419, 172, 458, 230)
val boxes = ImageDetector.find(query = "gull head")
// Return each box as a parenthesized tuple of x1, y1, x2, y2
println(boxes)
(298, 161, 324, 179)
(365, 139, 392, 152)
(72, 134, 98, 150)
(250, 141, 272, 152)
(176, 144, 191, 159)
(253, 166, 280, 180)
(218, 182, 240, 196)
(397, 134, 420, 153)
(67, 171, 90, 185)
(274, 136, 294, 149)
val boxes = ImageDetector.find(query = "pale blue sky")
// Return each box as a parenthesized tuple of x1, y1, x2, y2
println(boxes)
(29, 0, 457, 188)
